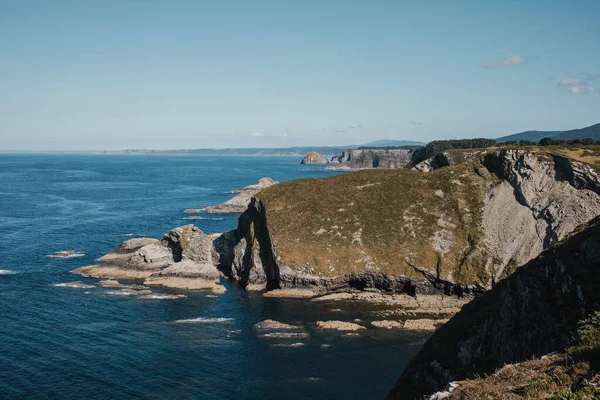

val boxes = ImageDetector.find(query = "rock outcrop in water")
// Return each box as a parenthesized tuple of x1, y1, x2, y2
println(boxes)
(329, 148, 417, 170)
(220, 149, 600, 297)
(73, 225, 229, 294)
(204, 177, 278, 213)
(386, 215, 600, 399)
(300, 151, 329, 165)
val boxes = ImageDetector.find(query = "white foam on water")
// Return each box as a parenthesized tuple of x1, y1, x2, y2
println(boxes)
(46, 252, 86, 258)
(140, 294, 185, 300)
(0, 269, 15, 275)
(270, 342, 305, 348)
(259, 332, 310, 339)
(175, 317, 234, 324)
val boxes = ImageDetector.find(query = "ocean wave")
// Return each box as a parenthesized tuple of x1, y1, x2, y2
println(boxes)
(182, 216, 224, 221)
(175, 317, 234, 324)
(0, 269, 15, 275)
(52, 282, 94, 288)
(140, 294, 186, 300)
(270, 342, 305, 348)
(258, 332, 310, 339)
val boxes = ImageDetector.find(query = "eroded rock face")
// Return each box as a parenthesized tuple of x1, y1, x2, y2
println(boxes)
(300, 151, 329, 165)
(412, 150, 485, 173)
(164, 224, 213, 263)
(387, 216, 600, 400)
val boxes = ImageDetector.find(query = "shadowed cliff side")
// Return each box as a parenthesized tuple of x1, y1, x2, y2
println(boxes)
(387, 216, 600, 399)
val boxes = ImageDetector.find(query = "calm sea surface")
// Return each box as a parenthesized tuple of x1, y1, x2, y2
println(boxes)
(0, 154, 425, 399)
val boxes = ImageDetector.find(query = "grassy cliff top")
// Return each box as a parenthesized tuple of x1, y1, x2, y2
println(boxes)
(257, 158, 494, 283)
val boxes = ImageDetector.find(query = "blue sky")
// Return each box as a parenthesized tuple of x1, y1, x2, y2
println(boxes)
(1, 0, 599, 150)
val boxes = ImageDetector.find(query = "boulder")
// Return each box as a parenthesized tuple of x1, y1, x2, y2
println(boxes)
(164, 225, 213, 263)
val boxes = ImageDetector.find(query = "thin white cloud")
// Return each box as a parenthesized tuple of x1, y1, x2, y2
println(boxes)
(482, 55, 527, 69)
(248, 132, 299, 138)
(565, 86, 597, 94)
(558, 78, 583, 86)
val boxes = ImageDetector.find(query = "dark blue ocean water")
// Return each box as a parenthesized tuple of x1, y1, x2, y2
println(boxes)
(0, 154, 425, 400)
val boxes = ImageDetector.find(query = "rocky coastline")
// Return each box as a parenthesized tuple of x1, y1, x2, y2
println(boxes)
(73, 149, 600, 307)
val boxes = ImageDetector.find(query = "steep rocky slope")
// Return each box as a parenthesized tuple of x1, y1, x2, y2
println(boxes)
(227, 150, 600, 294)
(387, 215, 600, 399)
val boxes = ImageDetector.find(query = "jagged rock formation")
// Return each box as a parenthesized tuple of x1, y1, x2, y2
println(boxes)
(223, 150, 600, 296)
(204, 177, 278, 213)
(330, 148, 417, 170)
(73, 225, 230, 294)
(300, 151, 329, 165)
(411, 150, 485, 172)
(387, 215, 600, 399)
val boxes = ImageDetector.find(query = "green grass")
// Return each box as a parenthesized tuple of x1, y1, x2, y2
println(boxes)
(257, 158, 496, 284)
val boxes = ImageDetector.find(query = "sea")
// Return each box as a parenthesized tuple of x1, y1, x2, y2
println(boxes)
(0, 154, 426, 399)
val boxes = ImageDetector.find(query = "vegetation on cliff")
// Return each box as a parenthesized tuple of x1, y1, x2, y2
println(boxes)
(257, 158, 490, 285)
(251, 149, 600, 293)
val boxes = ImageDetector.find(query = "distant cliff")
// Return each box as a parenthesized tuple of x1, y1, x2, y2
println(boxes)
(300, 151, 329, 165)
(387, 215, 600, 399)
(333, 148, 418, 169)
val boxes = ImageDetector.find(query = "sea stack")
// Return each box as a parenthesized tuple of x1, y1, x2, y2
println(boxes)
(300, 151, 329, 165)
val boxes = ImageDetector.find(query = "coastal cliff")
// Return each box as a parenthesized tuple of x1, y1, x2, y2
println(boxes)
(225, 149, 600, 295)
(387, 215, 600, 399)
(331, 148, 417, 169)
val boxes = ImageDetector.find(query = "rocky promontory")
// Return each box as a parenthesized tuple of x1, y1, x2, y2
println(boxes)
(220, 149, 600, 297)
(73, 225, 231, 294)
(204, 177, 277, 213)
(300, 151, 329, 165)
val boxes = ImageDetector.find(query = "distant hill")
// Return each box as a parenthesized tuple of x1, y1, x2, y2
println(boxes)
(554, 122, 600, 141)
(360, 139, 425, 147)
(496, 122, 600, 143)
(496, 130, 564, 143)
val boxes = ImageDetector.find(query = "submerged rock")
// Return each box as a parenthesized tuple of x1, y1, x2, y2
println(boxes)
(402, 319, 438, 331)
(316, 320, 366, 331)
(263, 288, 317, 298)
(371, 320, 404, 330)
